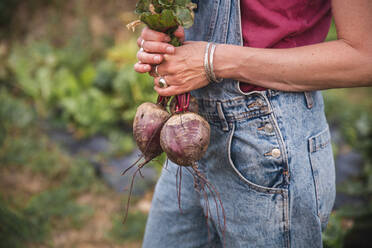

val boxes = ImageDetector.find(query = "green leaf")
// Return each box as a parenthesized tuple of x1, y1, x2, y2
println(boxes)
(159, 0, 174, 7)
(54, 68, 80, 99)
(80, 64, 96, 88)
(135, 0, 151, 14)
(35, 66, 53, 102)
(92, 60, 116, 92)
(174, 6, 194, 28)
(140, 9, 178, 32)
(174, 0, 190, 6)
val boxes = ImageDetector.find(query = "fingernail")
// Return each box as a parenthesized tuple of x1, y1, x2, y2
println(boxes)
(166, 46, 175, 54)
(155, 55, 161, 63)
(164, 36, 171, 42)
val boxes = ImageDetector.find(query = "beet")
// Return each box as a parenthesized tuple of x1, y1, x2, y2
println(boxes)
(160, 110, 225, 243)
(126, 99, 225, 243)
(133, 102, 170, 161)
(122, 101, 170, 223)
(160, 112, 210, 166)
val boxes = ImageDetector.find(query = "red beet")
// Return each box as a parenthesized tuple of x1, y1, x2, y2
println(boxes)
(160, 112, 210, 166)
(133, 102, 170, 162)
(122, 101, 170, 223)
(126, 101, 225, 244)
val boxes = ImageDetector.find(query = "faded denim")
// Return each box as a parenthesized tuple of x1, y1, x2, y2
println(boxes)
(142, 0, 336, 247)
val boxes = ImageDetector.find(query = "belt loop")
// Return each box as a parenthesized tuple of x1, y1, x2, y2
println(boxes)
(304, 92, 314, 109)
(216, 101, 229, 132)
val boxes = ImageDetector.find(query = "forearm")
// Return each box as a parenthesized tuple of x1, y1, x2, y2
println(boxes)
(214, 40, 372, 92)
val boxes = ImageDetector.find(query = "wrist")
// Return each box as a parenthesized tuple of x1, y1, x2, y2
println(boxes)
(214, 44, 240, 80)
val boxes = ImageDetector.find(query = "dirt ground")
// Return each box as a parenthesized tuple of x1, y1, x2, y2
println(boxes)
(0, 166, 153, 248)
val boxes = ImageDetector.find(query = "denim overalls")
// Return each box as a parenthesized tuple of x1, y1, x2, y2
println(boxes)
(143, 0, 336, 247)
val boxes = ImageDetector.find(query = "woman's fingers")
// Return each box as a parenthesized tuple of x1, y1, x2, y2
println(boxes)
(137, 50, 163, 64)
(153, 75, 187, 96)
(134, 62, 152, 73)
(142, 41, 175, 54)
(139, 27, 171, 45)
(135, 26, 184, 76)
(137, 26, 184, 48)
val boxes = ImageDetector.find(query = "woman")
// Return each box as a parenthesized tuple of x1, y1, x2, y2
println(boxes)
(135, 0, 372, 247)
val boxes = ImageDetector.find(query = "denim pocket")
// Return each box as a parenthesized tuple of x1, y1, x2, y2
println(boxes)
(308, 127, 336, 230)
(227, 115, 288, 194)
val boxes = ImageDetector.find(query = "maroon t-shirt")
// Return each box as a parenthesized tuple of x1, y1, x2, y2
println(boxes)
(239, 0, 332, 92)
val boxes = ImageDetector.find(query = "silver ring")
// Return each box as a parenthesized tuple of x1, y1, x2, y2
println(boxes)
(159, 77, 168, 88)
(138, 47, 144, 63)
(139, 47, 144, 53)
(140, 39, 145, 48)
(155, 65, 160, 77)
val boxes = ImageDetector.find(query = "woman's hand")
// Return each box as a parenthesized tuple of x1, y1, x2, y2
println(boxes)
(134, 27, 185, 73)
(153, 41, 209, 96)
(135, 26, 210, 96)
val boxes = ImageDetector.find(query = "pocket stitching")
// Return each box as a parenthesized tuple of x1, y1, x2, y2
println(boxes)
(227, 123, 286, 194)
(308, 126, 333, 223)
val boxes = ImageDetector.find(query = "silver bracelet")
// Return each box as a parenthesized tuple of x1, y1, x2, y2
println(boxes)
(209, 43, 223, 83)
(204, 42, 213, 82)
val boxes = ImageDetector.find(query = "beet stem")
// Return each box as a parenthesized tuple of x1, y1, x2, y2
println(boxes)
(185, 93, 191, 110)
(121, 154, 144, 175)
(139, 168, 144, 178)
(202, 184, 211, 243)
(123, 165, 144, 224)
(186, 165, 227, 248)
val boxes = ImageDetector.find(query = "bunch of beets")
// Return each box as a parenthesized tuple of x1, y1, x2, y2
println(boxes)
(125, 0, 225, 238)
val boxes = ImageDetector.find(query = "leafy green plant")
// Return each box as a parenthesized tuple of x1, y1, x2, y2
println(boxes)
(323, 89, 372, 247)
(24, 188, 93, 229)
(93, 60, 116, 92)
(6, 38, 156, 137)
(106, 212, 148, 243)
(0, 195, 46, 248)
(323, 212, 351, 248)
(0, 89, 35, 129)
(62, 158, 98, 194)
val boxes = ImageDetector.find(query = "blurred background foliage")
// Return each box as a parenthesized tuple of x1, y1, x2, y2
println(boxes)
(0, 1, 371, 247)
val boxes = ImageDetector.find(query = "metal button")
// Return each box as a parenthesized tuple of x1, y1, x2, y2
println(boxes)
(264, 123, 274, 133)
(271, 148, 281, 158)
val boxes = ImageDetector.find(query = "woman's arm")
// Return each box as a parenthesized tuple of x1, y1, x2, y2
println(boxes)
(214, 0, 372, 92)
(135, 0, 372, 96)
